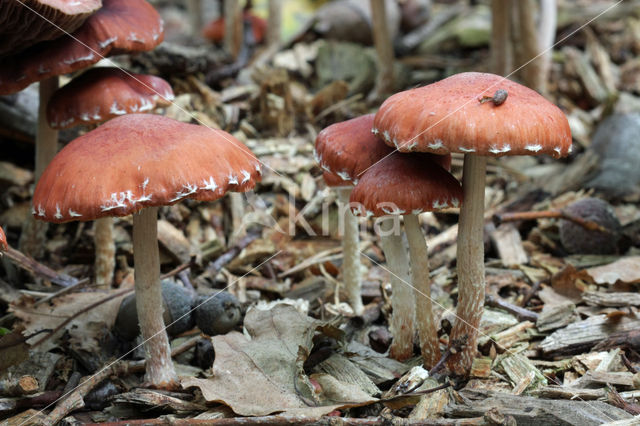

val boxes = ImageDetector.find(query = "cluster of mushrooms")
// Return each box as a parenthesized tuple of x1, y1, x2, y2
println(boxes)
(1, 0, 261, 389)
(316, 72, 571, 374)
(1, 1, 571, 390)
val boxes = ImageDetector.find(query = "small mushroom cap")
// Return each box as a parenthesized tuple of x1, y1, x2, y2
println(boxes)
(0, 0, 164, 95)
(315, 114, 394, 185)
(0, 226, 7, 251)
(322, 170, 347, 188)
(33, 114, 261, 223)
(47, 67, 174, 129)
(349, 153, 462, 217)
(373, 72, 572, 158)
(0, 0, 102, 57)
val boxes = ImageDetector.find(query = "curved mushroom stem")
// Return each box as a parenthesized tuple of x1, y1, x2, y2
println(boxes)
(337, 188, 364, 316)
(378, 217, 414, 360)
(94, 217, 115, 288)
(447, 154, 487, 375)
(20, 77, 59, 258)
(133, 207, 178, 388)
(403, 213, 441, 367)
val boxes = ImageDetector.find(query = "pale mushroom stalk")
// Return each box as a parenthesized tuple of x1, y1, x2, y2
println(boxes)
(448, 155, 486, 374)
(403, 213, 441, 367)
(19, 77, 59, 258)
(378, 217, 414, 360)
(132, 207, 178, 386)
(337, 187, 364, 316)
(266, 0, 282, 48)
(370, 0, 395, 99)
(187, 0, 203, 37)
(94, 217, 116, 287)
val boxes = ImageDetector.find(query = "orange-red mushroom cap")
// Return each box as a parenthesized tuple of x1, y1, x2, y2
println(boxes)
(47, 67, 174, 129)
(315, 114, 394, 185)
(373, 72, 572, 158)
(0, 226, 7, 251)
(0, 0, 101, 57)
(33, 114, 261, 223)
(0, 0, 163, 95)
(350, 153, 462, 217)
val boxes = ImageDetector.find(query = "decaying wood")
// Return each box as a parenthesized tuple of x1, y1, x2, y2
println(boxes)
(582, 291, 640, 307)
(3, 247, 79, 287)
(485, 294, 539, 323)
(447, 389, 633, 425)
(540, 315, 640, 357)
(489, 223, 528, 266)
(536, 301, 579, 333)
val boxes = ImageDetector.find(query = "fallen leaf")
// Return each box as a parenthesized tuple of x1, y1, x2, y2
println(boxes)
(585, 257, 640, 285)
(181, 305, 376, 416)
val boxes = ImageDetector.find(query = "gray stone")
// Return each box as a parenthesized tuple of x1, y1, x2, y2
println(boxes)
(586, 113, 640, 196)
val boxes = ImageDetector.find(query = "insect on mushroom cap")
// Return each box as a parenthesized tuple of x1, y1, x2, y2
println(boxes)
(32, 114, 261, 223)
(373, 72, 572, 158)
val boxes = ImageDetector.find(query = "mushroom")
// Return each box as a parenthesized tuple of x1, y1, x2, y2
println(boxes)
(47, 67, 174, 130)
(315, 114, 394, 316)
(32, 114, 261, 388)
(0, 0, 101, 57)
(45, 67, 174, 288)
(373, 72, 571, 374)
(350, 153, 461, 366)
(0, 0, 164, 258)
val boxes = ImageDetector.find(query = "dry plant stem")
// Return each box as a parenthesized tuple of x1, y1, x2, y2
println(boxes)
(538, 0, 556, 93)
(187, 0, 203, 37)
(20, 77, 59, 258)
(378, 218, 414, 361)
(370, 0, 395, 98)
(337, 188, 364, 315)
(133, 207, 178, 388)
(403, 213, 440, 367)
(224, 0, 243, 59)
(94, 217, 115, 288)
(447, 154, 487, 375)
(516, 0, 545, 93)
(267, 0, 282, 48)
(496, 209, 610, 233)
(490, 0, 513, 75)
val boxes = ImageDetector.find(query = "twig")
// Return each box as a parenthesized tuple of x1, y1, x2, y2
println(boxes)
(31, 288, 133, 348)
(494, 209, 611, 233)
(485, 294, 539, 322)
(3, 247, 79, 287)
(45, 337, 200, 424)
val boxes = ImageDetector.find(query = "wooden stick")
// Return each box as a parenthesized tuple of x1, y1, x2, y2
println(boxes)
(494, 209, 611, 233)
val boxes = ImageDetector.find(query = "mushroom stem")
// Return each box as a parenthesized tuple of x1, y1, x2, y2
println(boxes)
(403, 213, 441, 367)
(447, 154, 487, 375)
(94, 217, 115, 289)
(224, 0, 243, 59)
(20, 77, 59, 258)
(337, 187, 364, 315)
(187, 0, 203, 37)
(266, 0, 282, 48)
(378, 217, 414, 360)
(370, 0, 395, 99)
(228, 192, 245, 244)
(132, 206, 178, 388)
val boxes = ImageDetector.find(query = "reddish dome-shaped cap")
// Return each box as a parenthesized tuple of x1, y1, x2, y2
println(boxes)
(322, 170, 346, 188)
(0, 0, 164, 95)
(373, 72, 572, 158)
(350, 153, 462, 217)
(315, 114, 394, 185)
(203, 11, 266, 44)
(0, 0, 102, 57)
(47, 67, 174, 129)
(33, 114, 261, 223)
(0, 226, 7, 251)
